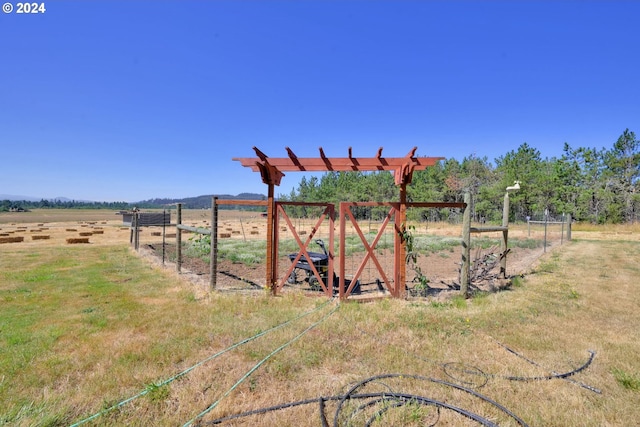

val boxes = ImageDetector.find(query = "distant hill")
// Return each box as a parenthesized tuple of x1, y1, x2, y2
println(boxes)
(135, 193, 267, 209)
(0, 194, 42, 202)
(0, 194, 94, 203)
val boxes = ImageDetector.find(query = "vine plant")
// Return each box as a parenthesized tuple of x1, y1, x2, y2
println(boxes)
(399, 223, 430, 295)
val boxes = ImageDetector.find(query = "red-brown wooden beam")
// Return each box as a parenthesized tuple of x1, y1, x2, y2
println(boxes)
(233, 146, 443, 174)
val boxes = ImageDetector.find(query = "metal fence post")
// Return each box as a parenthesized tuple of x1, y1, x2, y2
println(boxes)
(544, 208, 548, 253)
(176, 203, 182, 273)
(162, 209, 166, 265)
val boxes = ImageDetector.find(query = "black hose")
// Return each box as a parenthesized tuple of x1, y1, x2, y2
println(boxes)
(202, 373, 528, 426)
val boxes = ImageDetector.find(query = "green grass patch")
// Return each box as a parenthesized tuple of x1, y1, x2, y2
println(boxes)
(612, 368, 640, 391)
(186, 231, 545, 267)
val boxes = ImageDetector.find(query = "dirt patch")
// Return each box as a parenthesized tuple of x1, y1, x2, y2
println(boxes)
(141, 240, 549, 300)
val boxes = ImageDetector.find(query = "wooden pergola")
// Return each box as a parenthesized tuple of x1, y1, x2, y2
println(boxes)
(233, 146, 444, 296)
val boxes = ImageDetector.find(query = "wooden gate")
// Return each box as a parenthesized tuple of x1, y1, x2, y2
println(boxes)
(273, 202, 336, 297)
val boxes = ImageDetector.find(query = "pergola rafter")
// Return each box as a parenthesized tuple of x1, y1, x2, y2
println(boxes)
(233, 146, 443, 186)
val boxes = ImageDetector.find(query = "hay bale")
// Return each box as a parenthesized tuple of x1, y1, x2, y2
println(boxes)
(0, 233, 9, 237)
(250, 231, 259, 235)
(32, 235, 50, 240)
(151, 232, 161, 236)
(0, 236, 24, 244)
(79, 232, 93, 236)
(220, 233, 231, 238)
(166, 233, 176, 238)
(66, 228, 77, 232)
(232, 230, 241, 235)
(299, 231, 307, 235)
(92, 230, 104, 235)
(37, 223, 44, 226)
(67, 238, 90, 244)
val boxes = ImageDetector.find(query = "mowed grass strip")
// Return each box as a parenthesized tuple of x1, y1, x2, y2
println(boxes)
(1, 238, 639, 426)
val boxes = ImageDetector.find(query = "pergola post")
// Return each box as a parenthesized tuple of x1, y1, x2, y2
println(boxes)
(396, 183, 408, 298)
(266, 183, 277, 294)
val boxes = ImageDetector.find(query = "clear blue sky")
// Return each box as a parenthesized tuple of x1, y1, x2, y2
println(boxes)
(2, 1, 638, 202)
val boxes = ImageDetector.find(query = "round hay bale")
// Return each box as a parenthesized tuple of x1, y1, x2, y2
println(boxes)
(151, 232, 161, 236)
(66, 229, 78, 232)
(79, 232, 93, 236)
(220, 233, 231, 238)
(32, 235, 50, 240)
(92, 230, 104, 235)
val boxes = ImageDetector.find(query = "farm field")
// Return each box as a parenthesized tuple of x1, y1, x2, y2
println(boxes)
(1, 209, 639, 426)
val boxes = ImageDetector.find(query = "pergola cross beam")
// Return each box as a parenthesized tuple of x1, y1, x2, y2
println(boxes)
(233, 146, 443, 186)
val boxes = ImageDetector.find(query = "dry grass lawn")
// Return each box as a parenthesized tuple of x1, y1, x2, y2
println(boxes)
(0, 210, 639, 426)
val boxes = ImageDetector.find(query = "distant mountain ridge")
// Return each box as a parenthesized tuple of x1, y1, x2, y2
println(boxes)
(135, 193, 267, 209)
(0, 194, 91, 202)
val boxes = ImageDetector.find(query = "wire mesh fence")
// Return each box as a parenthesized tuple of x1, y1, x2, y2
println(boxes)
(526, 213, 572, 251)
(130, 201, 571, 299)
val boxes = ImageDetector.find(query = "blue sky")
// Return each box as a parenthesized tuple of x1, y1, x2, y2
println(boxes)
(2, 1, 638, 202)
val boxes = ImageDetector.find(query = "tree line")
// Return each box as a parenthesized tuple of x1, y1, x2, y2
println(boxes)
(0, 199, 132, 212)
(0, 193, 268, 212)
(280, 129, 640, 224)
